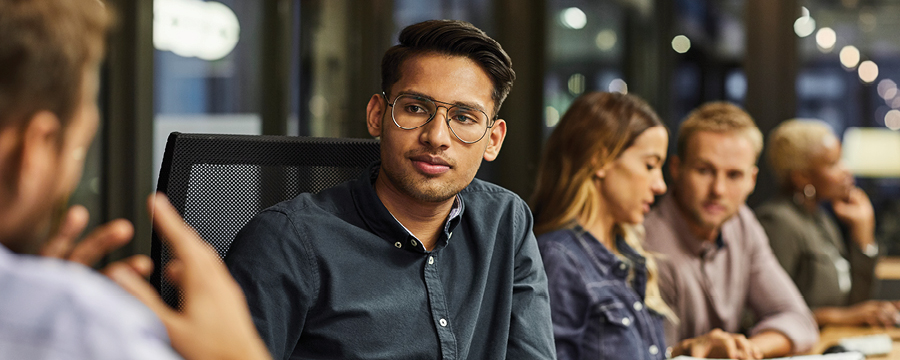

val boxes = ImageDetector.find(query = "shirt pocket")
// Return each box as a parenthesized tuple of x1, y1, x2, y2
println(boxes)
(589, 300, 653, 359)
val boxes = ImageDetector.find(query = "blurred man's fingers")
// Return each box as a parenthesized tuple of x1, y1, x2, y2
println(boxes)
(118, 254, 154, 277)
(39, 205, 89, 258)
(106, 260, 177, 323)
(67, 219, 134, 266)
(147, 194, 212, 262)
(165, 259, 187, 285)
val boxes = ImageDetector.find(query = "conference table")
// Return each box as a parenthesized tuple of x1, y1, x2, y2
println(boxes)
(803, 256, 900, 357)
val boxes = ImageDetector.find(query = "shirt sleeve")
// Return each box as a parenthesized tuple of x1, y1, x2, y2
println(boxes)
(840, 215, 879, 304)
(505, 203, 557, 360)
(538, 240, 589, 360)
(654, 257, 683, 348)
(744, 213, 819, 353)
(225, 209, 317, 360)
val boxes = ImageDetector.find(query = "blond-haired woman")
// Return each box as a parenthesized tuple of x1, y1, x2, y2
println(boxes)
(533, 92, 742, 360)
(757, 119, 899, 327)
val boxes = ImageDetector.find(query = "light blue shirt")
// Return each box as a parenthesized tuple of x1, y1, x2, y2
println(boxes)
(0, 244, 181, 359)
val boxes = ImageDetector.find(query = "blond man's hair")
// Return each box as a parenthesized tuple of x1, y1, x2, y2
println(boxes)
(676, 102, 764, 161)
(766, 119, 837, 189)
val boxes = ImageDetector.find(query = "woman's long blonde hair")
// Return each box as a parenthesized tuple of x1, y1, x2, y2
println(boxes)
(531, 91, 676, 322)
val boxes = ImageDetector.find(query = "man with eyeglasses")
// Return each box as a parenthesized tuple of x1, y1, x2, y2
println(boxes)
(225, 20, 555, 359)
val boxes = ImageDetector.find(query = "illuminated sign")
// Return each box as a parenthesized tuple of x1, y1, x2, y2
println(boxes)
(153, 0, 240, 61)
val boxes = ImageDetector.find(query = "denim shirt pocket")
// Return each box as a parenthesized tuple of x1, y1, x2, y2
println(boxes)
(590, 300, 650, 359)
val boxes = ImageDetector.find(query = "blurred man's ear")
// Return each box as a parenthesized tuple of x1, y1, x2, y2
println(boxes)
(669, 155, 682, 182)
(15, 111, 62, 189)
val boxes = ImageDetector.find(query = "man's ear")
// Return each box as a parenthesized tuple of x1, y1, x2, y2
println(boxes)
(482, 119, 506, 162)
(20, 111, 62, 177)
(366, 94, 386, 138)
(669, 155, 682, 182)
(1, 111, 61, 196)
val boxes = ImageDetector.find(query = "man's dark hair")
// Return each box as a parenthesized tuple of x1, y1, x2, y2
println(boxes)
(381, 19, 515, 118)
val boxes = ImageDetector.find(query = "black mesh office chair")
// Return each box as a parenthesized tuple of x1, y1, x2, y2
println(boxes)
(150, 132, 380, 308)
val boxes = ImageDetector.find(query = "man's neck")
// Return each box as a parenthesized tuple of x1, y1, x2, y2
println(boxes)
(686, 220, 719, 243)
(373, 174, 454, 251)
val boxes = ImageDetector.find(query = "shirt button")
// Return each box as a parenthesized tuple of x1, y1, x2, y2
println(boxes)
(649, 345, 659, 355)
(394, 242, 402, 248)
(621, 317, 631, 326)
(633, 302, 643, 311)
(439, 318, 448, 327)
(428, 256, 434, 265)
(410, 239, 418, 247)
(619, 263, 627, 270)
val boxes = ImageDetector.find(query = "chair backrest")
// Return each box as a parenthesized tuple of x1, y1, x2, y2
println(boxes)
(150, 132, 380, 308)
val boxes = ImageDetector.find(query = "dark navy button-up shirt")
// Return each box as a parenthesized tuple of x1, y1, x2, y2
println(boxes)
(225, 163, 555, 360)
(538, 225, 666, 360)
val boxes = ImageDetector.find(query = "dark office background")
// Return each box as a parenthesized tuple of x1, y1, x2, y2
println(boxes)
(81, 0, 900, 261)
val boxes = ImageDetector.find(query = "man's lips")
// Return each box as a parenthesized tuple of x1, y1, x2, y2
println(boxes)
(410, 155, 452, 175)
(702, 202, 726, 214)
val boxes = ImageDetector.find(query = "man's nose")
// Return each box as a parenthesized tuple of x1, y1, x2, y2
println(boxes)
(710, 174, 726, 196)
(419, 107, 453, 148)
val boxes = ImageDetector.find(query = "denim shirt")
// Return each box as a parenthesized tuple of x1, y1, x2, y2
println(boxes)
(538, 225, 666, 360)
(225, 162, 555, 360)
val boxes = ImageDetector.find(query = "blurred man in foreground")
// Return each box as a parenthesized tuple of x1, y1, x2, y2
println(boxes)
(0, 0, 268, 358)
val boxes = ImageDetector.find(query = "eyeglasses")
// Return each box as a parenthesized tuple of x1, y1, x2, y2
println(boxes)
(382, 92, 495, 144)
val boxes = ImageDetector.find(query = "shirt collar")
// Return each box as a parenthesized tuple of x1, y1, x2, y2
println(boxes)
(350, 161, 464, 253)
(570, 224, 646, 273)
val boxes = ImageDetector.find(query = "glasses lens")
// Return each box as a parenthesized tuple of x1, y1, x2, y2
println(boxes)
(392, 95, 435, 129)
(446, 106, 489, 143)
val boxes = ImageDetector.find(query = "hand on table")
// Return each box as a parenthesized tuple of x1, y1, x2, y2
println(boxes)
(671, 328, 764, 359)
(105, 193, 271, 360)
(39, 205, 133, 267)
(846, 300, 900, 327)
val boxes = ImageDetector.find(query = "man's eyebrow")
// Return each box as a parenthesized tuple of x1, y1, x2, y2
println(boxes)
(398, 90, 487, 113)
(692, 158, 750, 172)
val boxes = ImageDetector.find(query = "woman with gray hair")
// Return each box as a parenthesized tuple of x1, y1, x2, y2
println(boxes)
(756, 119, 899, 327)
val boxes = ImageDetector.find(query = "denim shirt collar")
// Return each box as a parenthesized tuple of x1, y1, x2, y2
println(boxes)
(350, 161, 464, 253)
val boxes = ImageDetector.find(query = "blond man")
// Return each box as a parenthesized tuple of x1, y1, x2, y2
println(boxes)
(644, 102, 818, 358)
